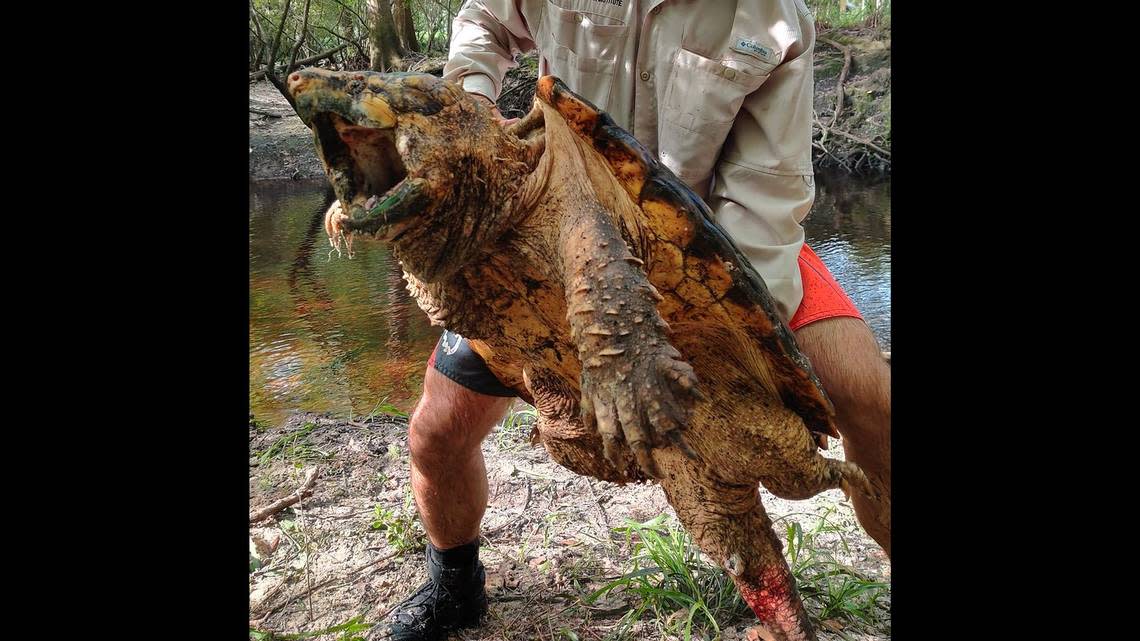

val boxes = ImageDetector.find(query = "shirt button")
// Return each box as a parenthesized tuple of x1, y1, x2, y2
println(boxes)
(640, 71, 651, 81)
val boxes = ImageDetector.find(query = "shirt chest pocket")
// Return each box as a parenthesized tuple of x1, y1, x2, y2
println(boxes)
(659, 48, 772, 184)
(540, 0, 629, 110)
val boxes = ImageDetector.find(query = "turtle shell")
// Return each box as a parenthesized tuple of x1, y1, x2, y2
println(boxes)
(535, 76, 839, 443)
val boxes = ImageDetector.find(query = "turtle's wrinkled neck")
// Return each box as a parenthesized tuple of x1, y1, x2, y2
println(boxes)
(386, 110, 540, 282)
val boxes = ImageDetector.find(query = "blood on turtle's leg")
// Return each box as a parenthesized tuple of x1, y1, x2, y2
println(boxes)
(654, 448, 818, 641)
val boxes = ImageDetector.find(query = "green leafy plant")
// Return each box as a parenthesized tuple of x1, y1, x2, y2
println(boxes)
(780, 508, 890, 627)
(370, 491, 424, 553)
(366, 395, 408, 420)
(590, 511, 890, 640)
(807, 0, 891, 30)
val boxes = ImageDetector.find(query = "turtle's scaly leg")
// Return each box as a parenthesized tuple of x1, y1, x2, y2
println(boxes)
(653, 448, 818, 641)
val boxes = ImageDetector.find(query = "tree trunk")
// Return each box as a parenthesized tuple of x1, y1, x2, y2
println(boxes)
(446, 0, 454, 48)
(393, 0, 420, 53)
(366, 0, 405, 72)
(338, 4, 359, 66)
(426, 17, 438, 53)
(260, 0, 299, 111)
(250, 0, 267, 71)
(251, 39, 264, 71)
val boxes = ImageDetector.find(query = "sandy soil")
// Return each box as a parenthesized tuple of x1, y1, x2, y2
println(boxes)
(249, 410, 890, 641)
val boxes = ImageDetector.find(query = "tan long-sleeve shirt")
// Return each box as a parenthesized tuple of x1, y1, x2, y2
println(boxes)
(444, 0, 816, 321)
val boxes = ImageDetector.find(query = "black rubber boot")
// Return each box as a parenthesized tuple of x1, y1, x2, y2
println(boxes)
(385, 540, 487, 641)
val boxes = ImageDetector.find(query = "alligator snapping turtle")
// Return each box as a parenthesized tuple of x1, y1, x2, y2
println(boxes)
(288, 68, 876, 641)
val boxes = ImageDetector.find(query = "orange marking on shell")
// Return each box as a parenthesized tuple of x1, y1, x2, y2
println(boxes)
(537, 75, 598, 140)
(536, 76, 557, 103)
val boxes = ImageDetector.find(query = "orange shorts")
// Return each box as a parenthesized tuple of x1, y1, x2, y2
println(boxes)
(788, 243, 864, 331)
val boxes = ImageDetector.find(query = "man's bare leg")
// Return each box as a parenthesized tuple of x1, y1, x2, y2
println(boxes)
(386, 367, 515, 640)
(794, 317, 891, 557)
(408, 368, 515, 548)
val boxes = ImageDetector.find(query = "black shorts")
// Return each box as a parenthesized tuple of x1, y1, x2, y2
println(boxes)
(428, 330, 517, 397)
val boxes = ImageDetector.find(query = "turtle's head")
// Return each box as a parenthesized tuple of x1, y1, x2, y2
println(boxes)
(288, 68, 536, 281)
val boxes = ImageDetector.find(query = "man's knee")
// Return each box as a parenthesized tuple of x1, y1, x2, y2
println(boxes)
(408, 368, 513, 464)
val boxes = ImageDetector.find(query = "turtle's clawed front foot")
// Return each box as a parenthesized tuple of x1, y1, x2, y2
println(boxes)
(580, 344, 703, 477)
(324, 201, 354, 259)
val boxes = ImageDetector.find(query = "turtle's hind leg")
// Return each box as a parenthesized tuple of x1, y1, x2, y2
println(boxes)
(759, 456, 874, 503)
(653, 448, 818, 641)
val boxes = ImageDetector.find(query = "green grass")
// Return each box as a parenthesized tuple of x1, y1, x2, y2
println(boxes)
(589, 511, 889, 640)
(495, 402, 538, 451)
(778, 508, 890, 628)
(588, 514, 750, 641)
(249, 616, 371, 641)
(255, 422, 330, 466)
(364, 395, 409, 421)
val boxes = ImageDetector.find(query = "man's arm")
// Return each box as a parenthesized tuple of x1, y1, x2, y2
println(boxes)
(442, 1, 536, 107)
(708, 13, 817, 323)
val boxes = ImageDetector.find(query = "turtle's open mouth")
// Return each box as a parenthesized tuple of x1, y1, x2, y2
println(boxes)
(311, 112, 418, 242)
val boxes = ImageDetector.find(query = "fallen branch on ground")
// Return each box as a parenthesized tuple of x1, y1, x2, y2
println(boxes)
(821, 125, 891, 157)
(814, 115, 891, 158)
(250, 467, 320, 523)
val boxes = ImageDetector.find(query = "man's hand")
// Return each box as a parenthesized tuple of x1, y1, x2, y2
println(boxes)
(471, 92, 519, 127)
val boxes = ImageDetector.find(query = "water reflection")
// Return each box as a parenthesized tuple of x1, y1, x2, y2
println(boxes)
(249, 174, 890, 425)
(249, 180, 439, 426)
(804, 172, 891, 349)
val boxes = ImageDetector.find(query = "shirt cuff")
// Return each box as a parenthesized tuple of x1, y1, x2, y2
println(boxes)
(460, 73, 498, 104)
